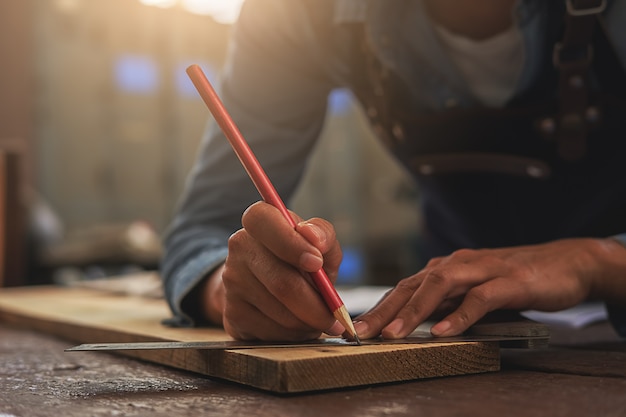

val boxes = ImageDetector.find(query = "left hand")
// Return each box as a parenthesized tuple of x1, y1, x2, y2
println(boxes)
(353, 238, 626, 339)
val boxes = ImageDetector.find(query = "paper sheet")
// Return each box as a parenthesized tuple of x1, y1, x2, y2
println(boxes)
(339, 286, 608, 329)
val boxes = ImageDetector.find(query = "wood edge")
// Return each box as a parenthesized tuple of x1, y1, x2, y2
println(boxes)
(254, 342, 501, 393)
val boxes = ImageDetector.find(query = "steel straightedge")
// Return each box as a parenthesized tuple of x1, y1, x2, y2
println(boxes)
(66, 334, 549, 352)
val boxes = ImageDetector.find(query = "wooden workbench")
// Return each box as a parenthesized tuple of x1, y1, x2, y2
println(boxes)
(1, 322, 625, 417)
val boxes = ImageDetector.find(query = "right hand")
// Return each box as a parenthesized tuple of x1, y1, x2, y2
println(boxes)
(200, 201, 345, 341)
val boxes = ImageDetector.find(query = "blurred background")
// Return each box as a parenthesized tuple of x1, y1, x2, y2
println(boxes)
(0, 0, 422, 289)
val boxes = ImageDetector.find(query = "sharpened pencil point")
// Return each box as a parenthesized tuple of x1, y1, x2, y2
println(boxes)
(332, 304, 361, 345)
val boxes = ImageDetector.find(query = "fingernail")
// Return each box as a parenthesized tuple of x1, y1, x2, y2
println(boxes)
(383, 318, 404, 338)
(299, 252, 323, 271)
(430, 320, 451, 336)
(326, 321, 344, 336)
(353, 320, 369, 336)
(298, 222, 326, 245)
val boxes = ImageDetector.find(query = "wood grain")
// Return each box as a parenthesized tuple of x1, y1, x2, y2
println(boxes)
(0, 285, 500, 393)
(4, 323, 626, 417)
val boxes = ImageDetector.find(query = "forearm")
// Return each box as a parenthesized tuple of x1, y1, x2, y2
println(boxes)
(161, 225, 230, 327)
(160, 0, 335, 326)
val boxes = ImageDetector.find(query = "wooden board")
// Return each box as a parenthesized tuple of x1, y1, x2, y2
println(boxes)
(0, 285, 500, 393)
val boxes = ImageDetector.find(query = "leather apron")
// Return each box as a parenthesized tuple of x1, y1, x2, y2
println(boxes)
(345, 1, 626, 258)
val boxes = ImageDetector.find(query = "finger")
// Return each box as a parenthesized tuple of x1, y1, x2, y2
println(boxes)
(430, 277, 525, 337)
(380, 260, 505, 339)
(378, 272, 448, 339)
(296, 217, 337, 254)
(296, 218, 342, 282)
(224, 262, 330, 338)
(242, 202, 324, 272)
(352, 274, 425, 339)
(424, 256, 444, 268)
(428, 296, 464, 320)
(226, 230, 335, 332)
(224, 299, 321, 341)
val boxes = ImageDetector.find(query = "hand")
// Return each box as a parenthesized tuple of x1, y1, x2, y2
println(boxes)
(200, 201, 345, 341)
(353, 238, 626, 339)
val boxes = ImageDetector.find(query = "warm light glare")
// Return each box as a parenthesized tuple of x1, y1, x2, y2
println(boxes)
(54, 0, 81, 13)
(180, 0, 245, 23)
(136, 0, 245, 23)
(138, 0, 177, 8)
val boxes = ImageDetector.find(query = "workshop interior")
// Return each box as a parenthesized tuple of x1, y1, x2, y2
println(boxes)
(0, 0, 422, 290)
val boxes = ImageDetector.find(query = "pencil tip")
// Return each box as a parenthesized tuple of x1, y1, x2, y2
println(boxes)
(333, 305, 361, 345)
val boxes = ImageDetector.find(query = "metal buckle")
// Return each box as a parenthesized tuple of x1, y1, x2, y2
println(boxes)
(566, 0, 607, 16)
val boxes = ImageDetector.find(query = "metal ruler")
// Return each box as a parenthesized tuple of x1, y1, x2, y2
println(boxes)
(66, 334, 549, 352)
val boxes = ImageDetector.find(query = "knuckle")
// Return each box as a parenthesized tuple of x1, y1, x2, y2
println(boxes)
(454, 308, 474, 327)
(425, 256, 443, 267)
(227, 229, 248, 252)
(399, 302, 423, 320)
(466, 286, 492, 306)
(269, 278, 292, 300)
(423, 269, 452, 288)
(220, 263, 242, 290)
(479, 253, 505, 269)
(359, 308, 388, 328)
(395, 277, 420, 295)
(449, 248, 476, 259)
(310, 217, 337, 241)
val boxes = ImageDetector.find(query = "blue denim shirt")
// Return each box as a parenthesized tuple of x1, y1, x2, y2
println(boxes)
(161, 0, 626, 333)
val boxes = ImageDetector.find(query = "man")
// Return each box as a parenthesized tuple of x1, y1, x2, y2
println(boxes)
(162, 0, 626, 341)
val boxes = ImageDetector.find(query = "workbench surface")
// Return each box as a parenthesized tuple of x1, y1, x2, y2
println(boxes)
(1, 322, 625, 417)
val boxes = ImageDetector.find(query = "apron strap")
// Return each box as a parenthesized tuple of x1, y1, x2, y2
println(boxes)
(553, 0, 606, 160)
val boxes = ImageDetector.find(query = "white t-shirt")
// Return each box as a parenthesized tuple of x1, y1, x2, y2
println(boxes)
(433, 23, 524, 107)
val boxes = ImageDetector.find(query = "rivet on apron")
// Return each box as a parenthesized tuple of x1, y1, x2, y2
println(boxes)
(526, 165, 545, 178)
(372, 124, 386, 138)
(419, 164, 434, 175)
(392, 122, 405, 141)
(585, 106, 600, 123)
(539, 117, 556, 134)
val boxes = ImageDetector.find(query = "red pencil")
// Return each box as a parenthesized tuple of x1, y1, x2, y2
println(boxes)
(186, 64, 360, 344)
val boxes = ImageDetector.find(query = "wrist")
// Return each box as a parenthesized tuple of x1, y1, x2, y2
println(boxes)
(201, 264, 226, 326)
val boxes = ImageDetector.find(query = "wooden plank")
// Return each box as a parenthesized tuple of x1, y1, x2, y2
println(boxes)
(0, 285, 500, 393)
